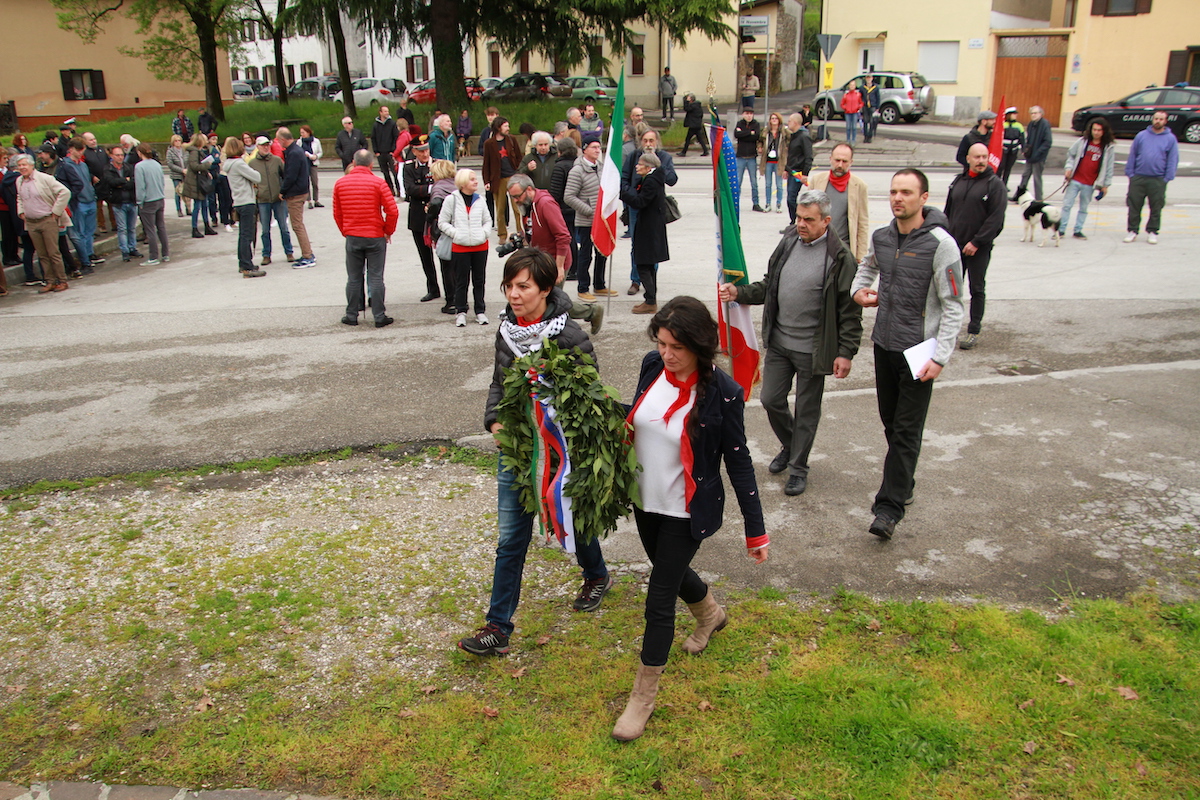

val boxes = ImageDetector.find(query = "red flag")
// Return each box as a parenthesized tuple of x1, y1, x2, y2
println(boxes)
(987, 95, 1006, 172)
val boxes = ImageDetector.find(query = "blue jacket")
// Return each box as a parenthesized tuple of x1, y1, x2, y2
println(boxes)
(629, 352, 767, 545)
(1125, 126, 1178, 182)
(280, 142, 310, 198)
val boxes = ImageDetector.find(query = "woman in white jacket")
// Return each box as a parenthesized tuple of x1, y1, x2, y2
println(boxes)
(299, 125, 324, 209)
(439, 168, 494, 328)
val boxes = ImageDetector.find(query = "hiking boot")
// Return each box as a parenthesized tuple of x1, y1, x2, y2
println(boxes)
(869, 515, 896, 540)
(959, 333, 979, 350)
(458, 623, 510, 656)
(589, 305, 604, 335)
(573, 574, 613, 612)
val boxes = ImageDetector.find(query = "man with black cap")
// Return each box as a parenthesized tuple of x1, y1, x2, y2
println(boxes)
(955, 111, 996, 170)
(55, 123, 74, 159)
(402, 134, 440, 303)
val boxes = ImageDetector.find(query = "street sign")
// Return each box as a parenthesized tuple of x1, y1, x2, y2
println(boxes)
(740, 15, 770, 36)
(816, 34, 842, 61)
(823, 63, 835, 89)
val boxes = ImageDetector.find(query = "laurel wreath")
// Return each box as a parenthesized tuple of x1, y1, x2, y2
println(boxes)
(493, 338, 640, 544)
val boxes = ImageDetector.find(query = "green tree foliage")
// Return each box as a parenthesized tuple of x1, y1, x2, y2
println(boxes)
(279, 0, 358, 117)
(51, 0, 241, 122)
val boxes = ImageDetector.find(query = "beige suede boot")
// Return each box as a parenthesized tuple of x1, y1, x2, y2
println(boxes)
(681, 589, 728, 654)
(612, 663, 666, 741)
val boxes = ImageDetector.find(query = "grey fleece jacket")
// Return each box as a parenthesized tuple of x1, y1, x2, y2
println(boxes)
(852, 206, 965, 367)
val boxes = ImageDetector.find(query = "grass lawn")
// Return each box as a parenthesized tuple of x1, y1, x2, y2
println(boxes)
(2, 447, 1196, 799)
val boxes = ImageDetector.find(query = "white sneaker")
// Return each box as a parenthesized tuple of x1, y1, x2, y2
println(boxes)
(455, 312, 466, 328)
(1123, 232, 1138, 243)
(224, 224, 233, 233)
(476, 313, 489, 325)
(775, 204, 782, 213)
(1147, 232, 1158, 245)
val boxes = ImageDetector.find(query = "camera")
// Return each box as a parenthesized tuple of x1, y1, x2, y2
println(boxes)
(495, 232, 524, 257)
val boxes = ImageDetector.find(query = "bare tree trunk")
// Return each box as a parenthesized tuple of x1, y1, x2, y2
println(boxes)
(429, 0, 468, 112)
(273, 28, 289, 107)
(326, 6, 357, 118)
(190, 9, 227, 122)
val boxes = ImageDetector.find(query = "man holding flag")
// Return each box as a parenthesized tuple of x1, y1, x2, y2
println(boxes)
(719, 190, 863, 496)
(943, 142, 1006, 351)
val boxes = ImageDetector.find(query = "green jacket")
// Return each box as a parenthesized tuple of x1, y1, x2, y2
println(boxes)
(736, 229, 864, 375)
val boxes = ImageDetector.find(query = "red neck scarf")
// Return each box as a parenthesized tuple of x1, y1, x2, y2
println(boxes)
(661, 369, 698, 425)
(827, 170, 850, 192)
(516, 313, 543, 327)
(968, 169, 983, 178)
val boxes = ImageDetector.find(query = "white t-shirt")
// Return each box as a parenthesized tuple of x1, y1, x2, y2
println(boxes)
(632, 372, 696, 518)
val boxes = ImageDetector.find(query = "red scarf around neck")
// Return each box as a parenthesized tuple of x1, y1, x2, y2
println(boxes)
(827, 170, 851, 192)
(661, 369, 698, 425)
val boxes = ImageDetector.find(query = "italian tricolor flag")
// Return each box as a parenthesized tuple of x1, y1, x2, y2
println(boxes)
(591, 70, 625, 257)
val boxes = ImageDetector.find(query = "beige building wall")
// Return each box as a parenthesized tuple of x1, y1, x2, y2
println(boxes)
(2, 0, 228, 131)
(1055, 0, 1200, 128)
(469, 25, 740, 109)
(824, 0, 996, 120)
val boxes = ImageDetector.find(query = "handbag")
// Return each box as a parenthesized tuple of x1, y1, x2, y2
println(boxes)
(198, 171, 213, 195)
(664, 195, 682, 224)
(435, 194, 455, 261)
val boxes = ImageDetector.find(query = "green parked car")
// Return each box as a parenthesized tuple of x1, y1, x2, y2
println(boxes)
(565, 76, 618, 105)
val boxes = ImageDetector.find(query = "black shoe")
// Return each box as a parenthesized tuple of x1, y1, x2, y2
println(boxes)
(313, 201, 324, 208)
(573, 574, 613, 612)
(340, 315, 359, 326)
(130, 250, 144, 258)
(192, 228, 204, 239)
(768, 448, 791, 474)
(80, 266, 95, 275)
(204, 226, 218, 236)
(122, 254, 131, 262)
(375, 316, 394, 328)
(869, 515, 897, 540)
(564, 271, 577, 281)
(753, 204, 765, 213)
(459, 623, 510, 656)
(1073, 231, 1087, 239)
(91, 256, 105, 264)
(784, 475, 807, 496)
(440, 304, 455, 315)
(419, 292, 439, 302)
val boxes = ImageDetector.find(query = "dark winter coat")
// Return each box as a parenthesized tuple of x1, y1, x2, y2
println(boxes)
(944, 166, 1007, 249)
(621, 168, 669, 265)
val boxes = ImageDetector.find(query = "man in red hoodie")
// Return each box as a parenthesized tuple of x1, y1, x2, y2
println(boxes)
(333, 149, 399, 328)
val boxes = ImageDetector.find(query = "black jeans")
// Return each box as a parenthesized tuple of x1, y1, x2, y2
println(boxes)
(575, 225, 607, 294)
(633, 509, 707, 667)
(235, 203, 257, 272)
(452, 249, 488, 314)
(411, 229, 438, 295)
(681, 126, 708, 155)
(438, 258, 455, 307)
(377, 153, 397, 195)
(636, 263, 658, 304)
(662, 96, 675, 119)
(344, 235, 387, 322)
(962, 243, 993, 335)
(872, 343, 934, 522)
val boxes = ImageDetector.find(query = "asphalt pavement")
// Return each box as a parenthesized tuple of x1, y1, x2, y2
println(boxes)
(1, 154, 1198, 608)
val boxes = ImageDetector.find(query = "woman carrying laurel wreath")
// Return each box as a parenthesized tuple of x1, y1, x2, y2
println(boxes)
(458, 248, 614, 658)
(613, 296, 769, 742)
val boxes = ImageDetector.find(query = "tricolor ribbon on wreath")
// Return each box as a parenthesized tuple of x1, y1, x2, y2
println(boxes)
(524, 369, 578, 554)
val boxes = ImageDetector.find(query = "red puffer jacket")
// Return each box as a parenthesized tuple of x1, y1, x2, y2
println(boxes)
(333, 165, 399, 239)
(841, 89, 863, 114)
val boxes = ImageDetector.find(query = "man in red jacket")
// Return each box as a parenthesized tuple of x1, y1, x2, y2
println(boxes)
(333, 149, 399, 328)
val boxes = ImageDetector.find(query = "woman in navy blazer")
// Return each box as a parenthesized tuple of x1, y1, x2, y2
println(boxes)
(613, 296, 768, 742)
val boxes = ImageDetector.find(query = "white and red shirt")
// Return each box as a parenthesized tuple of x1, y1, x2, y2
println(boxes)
(631, 372, 696, 518)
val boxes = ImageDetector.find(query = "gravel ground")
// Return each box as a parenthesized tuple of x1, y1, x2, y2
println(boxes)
(0, 451, 654, 720)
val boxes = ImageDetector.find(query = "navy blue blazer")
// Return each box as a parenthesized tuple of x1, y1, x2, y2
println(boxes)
(630, 352, 767, 546)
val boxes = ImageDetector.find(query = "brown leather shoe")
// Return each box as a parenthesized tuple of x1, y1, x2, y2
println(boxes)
(38, 283, 55, 294)
(51, 282, 69, 292)
(631, 302, 657, 315)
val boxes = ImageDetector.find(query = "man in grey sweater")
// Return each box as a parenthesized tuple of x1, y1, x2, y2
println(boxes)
(852, 169, 964, 541)
(719, 190, 863, 496)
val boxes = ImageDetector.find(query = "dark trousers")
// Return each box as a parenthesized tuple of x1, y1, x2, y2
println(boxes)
(452, 249, 487, 314)
(0, 212, 17, 263)
(760, 347, 826, 478)
(344, 235, 387, 322)
(1017, 159, 1045, 200)
(575, 225, 607, 294)
(862, 107, 877, 142)
(661, 96, 675, 119)
(633, 509, 707, 667)
(1000, 150, 1019, 187)
(636, 263, 658, 304)
(19, 233, 38, 282)
(377, 153, 398, 194)
(57, 233, 78, 273)
(962, 243, 993, 335)
(437, 258, 456, 307)
(1126, 175, 1167, 234)
(680, 126, 708, 155)
(235, 203, 257, 272)
(138, 199, 169, 260)
(411, 229, 438, 295)
(872, 343, 934, 522)
(786, 175, 804, 224)
(216, 175, 233, 225)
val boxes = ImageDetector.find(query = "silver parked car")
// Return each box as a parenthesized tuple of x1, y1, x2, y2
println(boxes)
(813, 71, 935, 125)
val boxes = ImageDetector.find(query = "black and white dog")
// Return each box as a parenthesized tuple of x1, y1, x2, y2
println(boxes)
(1019, 199, 1062, 247)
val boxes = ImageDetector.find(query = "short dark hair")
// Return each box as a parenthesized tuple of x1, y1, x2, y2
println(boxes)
(68, 137, 85, 151)
(893, 167, 929, 194)
(501, 247, 558, 292)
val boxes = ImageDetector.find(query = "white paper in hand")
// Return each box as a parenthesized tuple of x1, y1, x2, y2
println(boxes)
(903, 337, 937, 380)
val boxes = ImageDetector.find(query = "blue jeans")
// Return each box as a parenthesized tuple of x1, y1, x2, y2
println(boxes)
(114, 203, 138, 255)
(70, 201, 96, 266)
(1059, 180, 1094, 235)
(487, 463, 608, 636)
(786, 174, 804, 223)
(763, 167, 782, 208)
(257, 200, 293, 259)
(844, 112, 861, 144)
(190, 195, 214, 229)
(736, 156, 759, 206)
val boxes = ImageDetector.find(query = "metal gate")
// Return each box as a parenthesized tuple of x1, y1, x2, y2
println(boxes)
(993, 36, 1068, 125)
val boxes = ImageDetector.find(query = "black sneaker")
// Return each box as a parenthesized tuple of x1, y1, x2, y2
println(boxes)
(459, 623, 510, 656)
(869, 515, 896, 540)
(1073, 231, 1087, 239)
(573, 574, 613, 612)
(768, 448, 791, 474)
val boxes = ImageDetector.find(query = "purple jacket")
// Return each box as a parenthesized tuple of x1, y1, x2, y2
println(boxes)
(1126, 126, 1178, 182)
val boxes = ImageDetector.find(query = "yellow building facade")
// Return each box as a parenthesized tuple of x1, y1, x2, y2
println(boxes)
(1, 0, 229, 131)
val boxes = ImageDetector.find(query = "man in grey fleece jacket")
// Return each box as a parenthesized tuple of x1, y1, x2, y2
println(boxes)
(852, 168, 964, 541)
